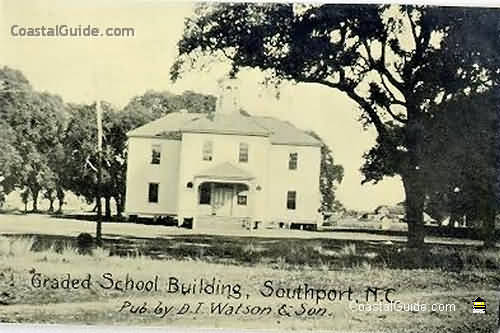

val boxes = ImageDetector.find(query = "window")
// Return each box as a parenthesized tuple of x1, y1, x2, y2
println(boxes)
(239, 143, 248, 163)
(148, 183, 159, 203)
(289, 152, 298, 170)
(202, 141, 213, 161)
(237, 194, 247, 206)
(151, 144, 161, 164)
(287, 191, 296, 210)
(199, 183, 211, 204)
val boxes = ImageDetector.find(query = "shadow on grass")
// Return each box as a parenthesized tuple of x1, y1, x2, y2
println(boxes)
(48, 213, 181, 226)
(2, 231, 495, 272)
(49, 213, 126, 223)
(324, 225, 500, 241)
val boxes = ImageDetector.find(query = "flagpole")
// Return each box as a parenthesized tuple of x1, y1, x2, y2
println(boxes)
(96, 100, 103, 245)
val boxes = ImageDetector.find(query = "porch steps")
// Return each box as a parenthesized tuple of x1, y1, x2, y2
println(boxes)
(195, 215, 250, 230)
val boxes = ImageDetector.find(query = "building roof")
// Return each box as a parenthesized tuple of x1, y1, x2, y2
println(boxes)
(195, 162, 254, 181)
(252, 116, 321, 146)
(126, 112, 203, 137)
(127, 111, 321, 147)
(182, 113, 271, 137)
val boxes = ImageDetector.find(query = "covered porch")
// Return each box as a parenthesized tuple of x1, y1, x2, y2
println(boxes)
(192, 162, 256, 227)
(197, 182, 251, 217)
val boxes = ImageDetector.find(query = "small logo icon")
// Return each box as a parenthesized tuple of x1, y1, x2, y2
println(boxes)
(472, 297, 486, 314)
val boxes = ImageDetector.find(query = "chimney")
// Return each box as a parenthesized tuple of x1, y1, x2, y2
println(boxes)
(216, 78, 240, 115)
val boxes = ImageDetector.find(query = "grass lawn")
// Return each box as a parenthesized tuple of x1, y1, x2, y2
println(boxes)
(0, 213, 499, 332)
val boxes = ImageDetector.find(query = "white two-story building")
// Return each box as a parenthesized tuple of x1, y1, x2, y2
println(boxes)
(125, 94, 322, 229)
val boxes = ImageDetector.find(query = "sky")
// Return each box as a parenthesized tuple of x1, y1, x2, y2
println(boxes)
(0, 0, 406, 211)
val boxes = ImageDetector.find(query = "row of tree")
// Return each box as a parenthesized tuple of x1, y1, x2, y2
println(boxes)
(171, 4, 500, 247)
(0, 67, 218, 217)
(0, 66, 344, 219)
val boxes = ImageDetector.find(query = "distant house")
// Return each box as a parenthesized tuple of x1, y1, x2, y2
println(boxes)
(374, 204, 405, 216)
(361, 204, 405, 222)
(124, 91, 322, 229)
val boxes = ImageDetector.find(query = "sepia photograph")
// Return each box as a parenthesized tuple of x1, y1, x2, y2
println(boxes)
(0, 0, 499, 332)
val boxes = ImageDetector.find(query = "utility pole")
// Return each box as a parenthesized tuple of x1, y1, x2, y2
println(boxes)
(96, 100, 103, 245)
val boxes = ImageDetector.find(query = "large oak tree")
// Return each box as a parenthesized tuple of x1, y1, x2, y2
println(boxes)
(171, 4, 499, 247)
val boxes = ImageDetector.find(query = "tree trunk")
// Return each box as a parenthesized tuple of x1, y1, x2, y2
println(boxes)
(95, 195, 102, 245)
(57, 198, 64, 214)
(403, 173, 426, 248)
(105, 196, 111, 220)
(48, 199, 54, 213)
(403, 112, 426, 248)
(114, 196, 123, 217)
(56, 187, 65, 214)
(31, 188, 39, 212)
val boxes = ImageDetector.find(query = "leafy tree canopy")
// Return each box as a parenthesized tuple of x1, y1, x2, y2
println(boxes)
(0, 67, 67, 211)
(171, 4, 500, 247)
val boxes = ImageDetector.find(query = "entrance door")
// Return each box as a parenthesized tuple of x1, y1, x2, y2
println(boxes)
(213, 184, 234, 216)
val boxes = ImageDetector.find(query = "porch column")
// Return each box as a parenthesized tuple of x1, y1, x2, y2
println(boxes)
(248, 180, 256, 228)
(191, 178, 204, 229)
(210, 182, 215, 215)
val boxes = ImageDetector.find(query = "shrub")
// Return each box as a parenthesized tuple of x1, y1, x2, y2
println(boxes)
(76, 233, 94, 255)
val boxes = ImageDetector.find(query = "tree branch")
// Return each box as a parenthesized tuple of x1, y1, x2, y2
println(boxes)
(378, 65, 405, 95)
(299, 77, 341, 90)
(363, 39, 406, 94)
(362, 40, 376, 67)
(406, 7, 420, 50)
(344, 88, 387, 139)
(219, 48, 235, 62)
(385, 105, 407, 123)
(380, 74, 402, 103)
(380, 73, 407, 123)
(406, 7, 433, 88)
(365, 42, 407, 125)
(298, 75, 387, 139)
